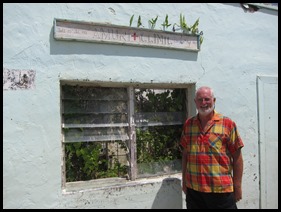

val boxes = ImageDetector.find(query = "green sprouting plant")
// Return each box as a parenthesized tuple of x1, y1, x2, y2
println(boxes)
(161, 14, 171, 31)
(200, 33, 204, 45)
(129, 13, 204, 45)
(137, 15, 143, 28)
(129, 14, 134, 27)
(180, 13, 190, 33)
(129, 14, 143, 28)
(149, 15, 158, 29)
(190, 18, 199, 34)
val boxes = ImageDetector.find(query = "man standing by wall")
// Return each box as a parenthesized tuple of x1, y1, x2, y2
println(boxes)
(180, 86, 244, 209)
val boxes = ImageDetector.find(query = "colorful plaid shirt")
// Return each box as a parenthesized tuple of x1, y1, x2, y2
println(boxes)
(180, 111, 244, 193)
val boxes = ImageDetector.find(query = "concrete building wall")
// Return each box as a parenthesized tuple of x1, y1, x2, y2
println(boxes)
(3, 3, 278, 209)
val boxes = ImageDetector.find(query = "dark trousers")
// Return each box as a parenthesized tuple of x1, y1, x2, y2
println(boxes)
(186, 188, 238, 209)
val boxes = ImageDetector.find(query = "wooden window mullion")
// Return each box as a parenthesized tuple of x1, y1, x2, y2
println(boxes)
(128, 86, 137, 180)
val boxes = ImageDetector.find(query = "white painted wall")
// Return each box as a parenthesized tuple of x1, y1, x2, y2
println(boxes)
(3, 3, 278, 209)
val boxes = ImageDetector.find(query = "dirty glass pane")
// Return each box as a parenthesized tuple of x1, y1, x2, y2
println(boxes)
(134, 88, 185, 178)
(137, 160, 182, 177)
(62, 84, 129, 142)
(135, 112, 185, 127)
(62, 85, 130, 182)
(64, 127, 129, 142)
(62, 85, 128, 100)
(63, 113, 128, 124)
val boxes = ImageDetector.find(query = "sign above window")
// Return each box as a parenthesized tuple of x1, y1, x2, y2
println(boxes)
(54, 19, 200, 52)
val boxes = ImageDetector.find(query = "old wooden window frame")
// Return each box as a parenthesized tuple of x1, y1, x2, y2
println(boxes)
(60, 81, 195, 191)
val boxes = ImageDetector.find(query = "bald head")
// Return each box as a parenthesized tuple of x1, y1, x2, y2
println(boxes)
(195, 86, 214, 99)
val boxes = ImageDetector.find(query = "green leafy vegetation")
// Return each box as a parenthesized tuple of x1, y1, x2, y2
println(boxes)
(63, 87, 185, 182)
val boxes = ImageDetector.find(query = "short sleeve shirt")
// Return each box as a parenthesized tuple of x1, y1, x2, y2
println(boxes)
(180, 111, 244, 193)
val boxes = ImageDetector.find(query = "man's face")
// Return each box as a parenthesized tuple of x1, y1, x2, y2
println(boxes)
(194, 89, 216, 117)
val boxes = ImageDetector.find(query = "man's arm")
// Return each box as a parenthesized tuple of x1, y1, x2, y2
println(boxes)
(182, 148, 188, 194)
(232, 148, 243, 202)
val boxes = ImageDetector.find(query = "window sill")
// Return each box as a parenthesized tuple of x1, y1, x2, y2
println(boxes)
(62, 173, 182, 194)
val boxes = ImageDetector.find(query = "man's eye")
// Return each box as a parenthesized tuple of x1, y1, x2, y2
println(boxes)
(197, 98, 210, 102)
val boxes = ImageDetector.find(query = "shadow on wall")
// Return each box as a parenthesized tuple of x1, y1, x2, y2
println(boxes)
(151, 177, 183, 209)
